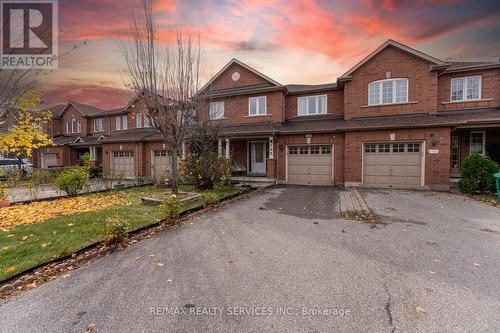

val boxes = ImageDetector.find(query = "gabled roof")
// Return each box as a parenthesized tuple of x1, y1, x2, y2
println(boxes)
(39, 104, 65, 119)
(58, 101, 106, 118)
(340, 40, 447, 79)
(198, 58, 282, 94)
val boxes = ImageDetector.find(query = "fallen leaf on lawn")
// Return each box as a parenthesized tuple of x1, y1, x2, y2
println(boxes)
(21, 235, 28, 241)
(157, 263, 164, 267)
(0, 192, 129, 232)
(40, 242, 51, 248)
(473, 262, 481, 267)
(6, 234, 14, 237)
(414, 306, 428, 314)
(2, 246, 8, 251)
(4, 265, 16, 273)
(429, 271, 436, 275)
(67, 223, 74, 227)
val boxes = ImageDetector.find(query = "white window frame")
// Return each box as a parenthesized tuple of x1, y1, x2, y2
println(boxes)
(209, 101, 225, 120)
(450, 75, 482, 102)
(71, 119, 77, 133)
(76, 120, 81, 133)
(470, 131, 486, 155)
(94, 118, 104, 132)
(122, 115, 128, 130)
(144, 115, 151, 127)
(136, 113, 142, 128)
(115, 116, 121, 130)
(248, 96, 267, 116)
(66, 121, 71, 134)
(368, 78, 409, 106)
(297, 95, 327, 116)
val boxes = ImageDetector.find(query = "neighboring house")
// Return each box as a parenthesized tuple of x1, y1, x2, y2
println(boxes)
(33, 40, 500, 190)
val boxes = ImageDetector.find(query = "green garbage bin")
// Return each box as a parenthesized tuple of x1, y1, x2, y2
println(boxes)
(495, 172, 500, 200)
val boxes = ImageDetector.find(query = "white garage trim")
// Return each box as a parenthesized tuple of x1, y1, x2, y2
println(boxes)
(285, 144, 334, 185)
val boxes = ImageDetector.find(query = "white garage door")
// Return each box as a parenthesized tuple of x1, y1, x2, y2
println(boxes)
(111, 151, 135, 178)
(287, 145, 333, 185)
(363, 142, 422, 188)
(152, 150, 172, 182)
(41, 153, 58, 169)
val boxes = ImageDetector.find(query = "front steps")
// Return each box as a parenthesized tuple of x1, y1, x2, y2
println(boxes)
(231, 176, 276, 188)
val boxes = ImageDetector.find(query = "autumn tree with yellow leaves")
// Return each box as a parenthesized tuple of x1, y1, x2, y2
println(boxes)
(0, 90, 53, 160)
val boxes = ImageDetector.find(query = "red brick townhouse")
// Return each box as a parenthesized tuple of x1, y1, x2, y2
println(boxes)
(34, 40, 500, 190)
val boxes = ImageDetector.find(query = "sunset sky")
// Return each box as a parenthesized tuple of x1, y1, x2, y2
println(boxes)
(41, 0, 500, 109)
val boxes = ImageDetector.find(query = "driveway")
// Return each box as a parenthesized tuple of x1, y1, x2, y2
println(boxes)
(1, 186, 499, 332)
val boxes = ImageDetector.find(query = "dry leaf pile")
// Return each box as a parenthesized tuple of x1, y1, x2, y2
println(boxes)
(0, 193, 130, 231)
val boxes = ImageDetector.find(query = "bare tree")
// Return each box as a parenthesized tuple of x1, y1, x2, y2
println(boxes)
(121, 0, 206, 194)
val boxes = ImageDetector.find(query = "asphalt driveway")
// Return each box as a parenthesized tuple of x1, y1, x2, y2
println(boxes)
(1, 186, 499, 332)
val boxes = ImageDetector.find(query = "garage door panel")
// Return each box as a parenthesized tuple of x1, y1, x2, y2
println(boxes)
(287, 145, 332, 186)
(363, 143, 422, 189)
(111, 151, 135, 178)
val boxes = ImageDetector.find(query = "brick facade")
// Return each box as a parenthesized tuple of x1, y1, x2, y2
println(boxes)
(30, 40, 500, 190)
(344, 128, 451, 190)
(285, 90, 344, 119)
(343, 46, 438, 120)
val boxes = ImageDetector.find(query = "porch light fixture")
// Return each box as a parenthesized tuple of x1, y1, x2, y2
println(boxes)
(390, 133, 396, 141)
(279, 144, 284, 150)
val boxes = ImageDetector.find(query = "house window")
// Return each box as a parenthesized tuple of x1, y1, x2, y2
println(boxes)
(393, 143, 405, 153)
(115, 116, 121, 130)
(122, 115, 128, 130)
(407, 143, 420, 153)
(378, 144, 391, 153)
(249, 96, 266, 116)
(288, 146, 298, 155)
(470, 131, 485, 155)
(451, 75, 481, 101)
(209, 101, 225, 120)
(368, 78, 408, 105)
(66, 122, 71, 134)
(76, 120, 81, 133)
(94, 118, 104, 132)
(136, 113, 142, 128)
(365, 144, 377, 153)
(71, 119, 77, 133)
(310, 146, 320, 154)
(297, 95, 327, 116)
(144, 115, 151, 127)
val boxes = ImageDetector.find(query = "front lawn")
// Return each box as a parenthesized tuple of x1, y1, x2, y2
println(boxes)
(0, 185, 241, 281)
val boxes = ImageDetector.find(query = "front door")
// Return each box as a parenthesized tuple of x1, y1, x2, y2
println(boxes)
(250, 142, 266, 174)
(451, 135, 460, 176)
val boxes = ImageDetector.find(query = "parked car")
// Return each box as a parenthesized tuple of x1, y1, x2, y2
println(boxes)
(0, 158, 33, 178)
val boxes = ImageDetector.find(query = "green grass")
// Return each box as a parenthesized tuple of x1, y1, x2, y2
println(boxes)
(0, 184, 241, 281)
